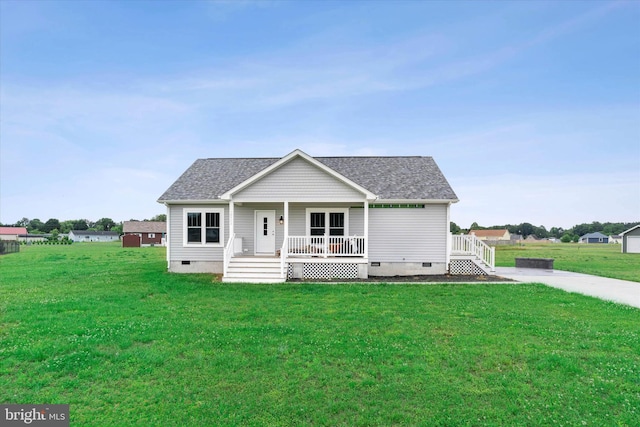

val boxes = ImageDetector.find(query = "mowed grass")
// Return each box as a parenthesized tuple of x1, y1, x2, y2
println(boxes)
(1, 244, 639, 426)
(496, 242, 640, 282)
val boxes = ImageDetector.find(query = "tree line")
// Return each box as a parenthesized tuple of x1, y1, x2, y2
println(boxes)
(450, 221, 639, 241)
(1, 214, 167, 235)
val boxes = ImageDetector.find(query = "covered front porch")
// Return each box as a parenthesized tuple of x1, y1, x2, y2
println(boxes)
(223, 200, 370, 282)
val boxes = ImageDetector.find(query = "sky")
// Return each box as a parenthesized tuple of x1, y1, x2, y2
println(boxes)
(1, 0, 639, 230)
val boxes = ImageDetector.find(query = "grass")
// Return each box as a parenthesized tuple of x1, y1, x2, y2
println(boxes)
(496, 242, 640, 282)
(1, 243, 639, 426)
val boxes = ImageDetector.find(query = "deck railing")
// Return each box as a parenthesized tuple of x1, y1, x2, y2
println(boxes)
(286, 235, 366, 258)
(451, 234, 495, 271)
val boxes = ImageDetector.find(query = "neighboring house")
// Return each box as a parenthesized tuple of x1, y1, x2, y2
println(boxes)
(579, 232, 609, 244)
(620, 225, 640, 254)
(69, 230, 120, 242)
(19, 234, 50, 243)
(0, 227, 28, 241)
(510, 234, 523, 242)
(469, 229, 510, 241)
(525, 235, 539, 242)
(608, 235, 622, 244)
(122, 221, 166, 247)
(157, 149, 493, 282)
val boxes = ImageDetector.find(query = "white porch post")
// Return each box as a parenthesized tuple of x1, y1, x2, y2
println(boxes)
(283, 200, 289, 255)
(229, 200, 234, 238)
(283, 201, 289, 239)
(364, 200, 369, 257)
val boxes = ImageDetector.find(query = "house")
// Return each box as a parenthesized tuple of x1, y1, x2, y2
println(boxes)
(579, 232, 609, 244)
(69, 230, 120, 242)
(469, 229, 510, 241)
(620, 225, 640, 254)
(157, 149, 495, 282)
(608, 235, 622, 244)
(122, 221, 166, 247)
(0, 227, 28, 241)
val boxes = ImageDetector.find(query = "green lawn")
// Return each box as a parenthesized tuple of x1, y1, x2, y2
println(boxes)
(496, 242, 640, 282)
(1, 244, 639, 426)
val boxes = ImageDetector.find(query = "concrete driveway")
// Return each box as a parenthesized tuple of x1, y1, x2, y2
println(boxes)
(495, 267, 640, 309)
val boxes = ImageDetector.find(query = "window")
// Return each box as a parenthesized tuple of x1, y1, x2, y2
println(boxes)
(184, 208, 224, 246)
(306, 209, 348, 237)
(329, 212, 344, 236)
(148, 233, 155, 238)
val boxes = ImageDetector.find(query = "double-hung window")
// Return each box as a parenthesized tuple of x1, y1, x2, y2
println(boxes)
(184, 208, 224, 246)
(306, 208, 348, 239)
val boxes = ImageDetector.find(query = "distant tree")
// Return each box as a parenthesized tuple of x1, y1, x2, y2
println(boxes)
(450, 222, 461, 234)
(572, 235, 580, 243)
(534, 225, 549, 239)
(517, 222, 535, 237)
(112, 223, 123, 234)
(49, 229, 60, 241)
(15, 217, 29, 227)
(560, 234, 572, 243)
(72, 220, 89, 231)
(42, 218, 61, 233)
(549, 227, 564, 238)
(469, 222, 481, 230)
(28, 219, 44, 233)
(94, 218, 116, 231)
(149, 214, 167, 222)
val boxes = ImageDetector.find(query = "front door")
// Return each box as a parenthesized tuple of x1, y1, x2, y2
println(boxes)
(255, 210, 276, 254)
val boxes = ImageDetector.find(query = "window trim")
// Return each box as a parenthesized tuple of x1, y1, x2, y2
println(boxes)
(305, 208, 349, 237)
(182, 208, 224, 247)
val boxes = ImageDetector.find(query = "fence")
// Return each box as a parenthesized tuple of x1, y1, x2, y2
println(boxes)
(0, 240, 20, 255)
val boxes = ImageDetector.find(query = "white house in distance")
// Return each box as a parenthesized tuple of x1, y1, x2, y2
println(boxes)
(157, 149, 495, 282)
(69, 230, 120, 242)
(620, 225, 640, 254)
(469, 229, 511, 241)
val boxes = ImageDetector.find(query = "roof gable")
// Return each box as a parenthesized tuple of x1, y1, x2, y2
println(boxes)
(620, 225, 640, 236)
(220, 150, 376, 200)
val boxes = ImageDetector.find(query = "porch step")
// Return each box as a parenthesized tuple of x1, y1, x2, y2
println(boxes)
(223, 257, 286, 283)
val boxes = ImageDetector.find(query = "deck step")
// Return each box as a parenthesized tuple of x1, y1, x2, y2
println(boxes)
(223, 256, 286, 283)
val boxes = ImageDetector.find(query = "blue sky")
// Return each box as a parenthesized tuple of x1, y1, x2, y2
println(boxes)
(1, 0, 638, 229)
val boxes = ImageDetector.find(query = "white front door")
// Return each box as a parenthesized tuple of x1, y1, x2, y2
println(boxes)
(255, 210, 276, 254)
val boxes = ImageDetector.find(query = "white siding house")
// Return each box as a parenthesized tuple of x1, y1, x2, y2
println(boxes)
(69, 230, 120, 242)
(158, 149, 491, 282)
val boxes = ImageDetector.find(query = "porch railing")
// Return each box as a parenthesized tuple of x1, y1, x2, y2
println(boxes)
(285, 235, 366, 258)
(223, 233, 236, 276)
(451, 234, 495, 271)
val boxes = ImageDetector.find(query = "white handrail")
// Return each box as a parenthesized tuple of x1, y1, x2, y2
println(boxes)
(451, 234, 495, 272)
(223, 233, 236, 276)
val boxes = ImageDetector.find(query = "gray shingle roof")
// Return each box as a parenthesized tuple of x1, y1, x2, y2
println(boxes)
(158, 154, 457, 202)
(123, 221, 166, 233)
